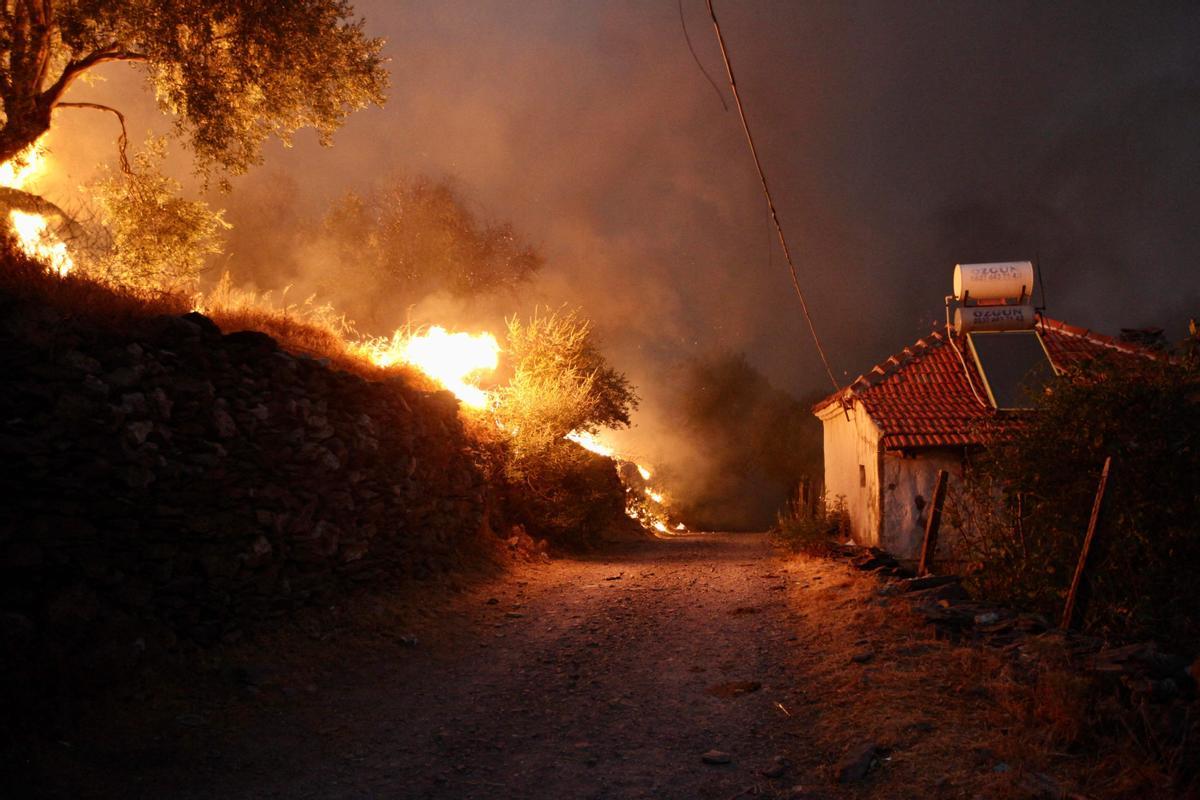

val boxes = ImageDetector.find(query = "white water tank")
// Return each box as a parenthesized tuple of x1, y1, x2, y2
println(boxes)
(955, 304, 1037, 333)
(953, 261, 1035, 302)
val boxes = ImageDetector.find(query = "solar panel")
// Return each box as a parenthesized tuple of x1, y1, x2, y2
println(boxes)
(966, 330, 1057, 409)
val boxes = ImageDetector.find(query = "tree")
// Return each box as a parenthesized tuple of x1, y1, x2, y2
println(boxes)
(318, 179, 543, 327)
(491, 308, 638, 547)
(494, 308, 637, 458)
(0, 0, 387, 180)
(87, 137, 228, 292)
(674, 352, 822, 530)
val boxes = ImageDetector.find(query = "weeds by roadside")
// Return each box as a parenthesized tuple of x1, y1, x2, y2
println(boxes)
(773, 486, 844, 553)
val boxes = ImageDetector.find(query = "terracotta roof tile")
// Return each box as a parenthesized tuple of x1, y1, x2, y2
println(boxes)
(813, 317, 1160, 451)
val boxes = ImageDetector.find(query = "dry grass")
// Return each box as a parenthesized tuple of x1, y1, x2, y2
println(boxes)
(0, 245, 435, 389)
(780, 555, 1183, 799)
(0, 238, 189, 330)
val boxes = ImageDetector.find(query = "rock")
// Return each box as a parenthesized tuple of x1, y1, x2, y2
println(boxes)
(850, 650, 874, 664)
(835, 742, 880, 783)
(761, 755, 789, 778)
(701, 749, 732, 765)
(974, 611, 1002, 625)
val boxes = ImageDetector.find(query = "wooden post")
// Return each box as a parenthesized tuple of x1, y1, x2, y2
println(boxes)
(917, 469, 949, 576)
(1061, 456, 1113, 630)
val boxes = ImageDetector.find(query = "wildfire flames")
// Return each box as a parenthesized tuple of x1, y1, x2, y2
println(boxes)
(0, 140, 74, 276)
(567, 430, 686, 535)
(2, 139, 687, 535)
(353, 326, 500, 410)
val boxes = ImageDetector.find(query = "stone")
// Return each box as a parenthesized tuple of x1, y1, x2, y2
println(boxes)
(835, 743, 879, 783)
(850, 650, 874, 664)
(761, 755, 789, 778)
(701, 750, 732, 765)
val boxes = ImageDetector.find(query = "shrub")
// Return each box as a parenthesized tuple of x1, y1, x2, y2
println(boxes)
(951, 348, 1200, 647)
(774, 488, 844, 553)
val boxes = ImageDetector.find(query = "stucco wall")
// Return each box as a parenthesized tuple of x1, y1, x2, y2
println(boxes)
(818, 401, 882, 546)
(880, 449, 964, 560)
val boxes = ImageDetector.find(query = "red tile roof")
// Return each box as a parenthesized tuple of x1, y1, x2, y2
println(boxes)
(813, 317, 1161, 451)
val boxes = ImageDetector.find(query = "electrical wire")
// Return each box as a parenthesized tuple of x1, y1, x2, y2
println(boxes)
(706, 0, 842, 396)
(679, 0, 728, 111)
(944, 301, 990, 408)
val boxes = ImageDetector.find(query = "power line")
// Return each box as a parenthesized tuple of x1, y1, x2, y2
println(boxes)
(706, 0, 842, 396)
(678, 0, 728, 111)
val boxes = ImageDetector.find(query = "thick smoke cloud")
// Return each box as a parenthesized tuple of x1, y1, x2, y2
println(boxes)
(40, 1, 1200, 526)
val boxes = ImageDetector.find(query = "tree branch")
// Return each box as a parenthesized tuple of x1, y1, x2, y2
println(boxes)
(42, 45, 148, 106)
(53, 101, 130, 173)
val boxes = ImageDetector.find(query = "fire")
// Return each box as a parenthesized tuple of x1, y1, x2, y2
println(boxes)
(0, 142, 46, 187)
(9, 210, 73, 276)
(565, 428, 688, 535)
(1, 139, 74, 276)
(354, 326, 499, 410)
(564, 429, 616, 458)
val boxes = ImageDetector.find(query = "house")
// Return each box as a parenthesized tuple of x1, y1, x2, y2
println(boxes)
(812, 316, 1157, 560)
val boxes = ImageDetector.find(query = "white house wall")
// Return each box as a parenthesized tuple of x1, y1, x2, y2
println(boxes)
(880, 449, 964, 560)
(818, 400, 882, 546)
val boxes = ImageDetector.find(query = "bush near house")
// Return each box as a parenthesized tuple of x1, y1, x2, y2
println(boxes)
(951, 345, 1200, 649)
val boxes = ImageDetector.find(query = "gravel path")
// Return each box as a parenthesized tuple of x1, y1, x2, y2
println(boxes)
(103, 532, 822, 799)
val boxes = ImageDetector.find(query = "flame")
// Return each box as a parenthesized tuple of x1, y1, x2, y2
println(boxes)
(354, 326, 499, 410)
(564, 430, 616, 458)
(0, 142, 46, 188)
(9, 211, 73, 275)
(1, 140, 74, 276)
(564, 428, 687, 534)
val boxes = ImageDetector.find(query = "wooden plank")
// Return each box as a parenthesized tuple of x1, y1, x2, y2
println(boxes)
(917, 469, 949, 576)
(1061, 456, 1113, 630)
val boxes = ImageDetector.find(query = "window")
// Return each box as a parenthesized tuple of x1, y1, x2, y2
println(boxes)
(859, 464, 866, 487)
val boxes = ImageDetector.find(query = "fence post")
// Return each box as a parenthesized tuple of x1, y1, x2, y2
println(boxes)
(917, 469, 949, 576)
(1061, 456, 1113, 630)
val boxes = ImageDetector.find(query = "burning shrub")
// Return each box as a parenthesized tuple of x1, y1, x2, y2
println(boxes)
(950, 346, 1200, 648)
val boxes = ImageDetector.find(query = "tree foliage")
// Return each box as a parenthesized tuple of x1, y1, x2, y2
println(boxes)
(0, 0, 387, 179)
(494, 308, 637, 459)
(87, 137, 227, 292)
(492, 309, 638, 547)
(949, 347, 1200, 647)
(319, 179, 542, 326)
(675, 352, 822, 530)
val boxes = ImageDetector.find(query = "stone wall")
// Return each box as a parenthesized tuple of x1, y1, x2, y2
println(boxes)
(0, 298, 492, 686)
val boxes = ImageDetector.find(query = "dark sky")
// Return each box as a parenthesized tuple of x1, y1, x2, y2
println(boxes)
(48, 0, 1200, 463)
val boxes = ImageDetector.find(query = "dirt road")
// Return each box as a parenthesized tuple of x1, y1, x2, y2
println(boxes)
(41, 532, 1053, 799)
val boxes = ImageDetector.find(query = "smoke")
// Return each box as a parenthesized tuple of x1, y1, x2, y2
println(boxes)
(35, 0, 1200, 527)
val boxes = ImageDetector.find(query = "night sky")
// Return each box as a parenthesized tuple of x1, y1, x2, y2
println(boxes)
(46, 1, 1200, 463)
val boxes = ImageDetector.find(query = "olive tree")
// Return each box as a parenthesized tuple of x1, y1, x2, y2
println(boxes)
(0, 0, 387, 180)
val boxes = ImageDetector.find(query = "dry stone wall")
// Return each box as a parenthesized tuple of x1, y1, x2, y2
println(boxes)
(0, 299, 491, 681)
